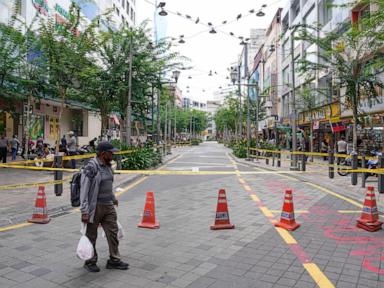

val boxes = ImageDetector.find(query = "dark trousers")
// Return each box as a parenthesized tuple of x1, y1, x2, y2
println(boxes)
(85, 204, 120, 265)
(68, 151, 77, 169)
(0, 147, 7, 163)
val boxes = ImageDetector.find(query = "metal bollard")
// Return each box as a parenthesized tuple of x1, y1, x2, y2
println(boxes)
(361, 152, 366, 188)
(116, 154, 122, 170)
(378, 154, 384, 193)
(301, 153, 306, 171)
(266, 153, 269, 165)
(351, 152, 358, 186)
(277, 150, 281, 167)
(54, 155, 63, 196)
(272, 152, 275, 166)
(328, 150, 334, 179)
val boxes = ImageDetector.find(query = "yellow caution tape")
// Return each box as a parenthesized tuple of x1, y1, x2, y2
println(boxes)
(0, 164, 78, 172)
(0, 176, 71, 190)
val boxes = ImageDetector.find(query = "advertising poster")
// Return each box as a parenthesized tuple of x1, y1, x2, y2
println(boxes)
(29, 115, 44, 140)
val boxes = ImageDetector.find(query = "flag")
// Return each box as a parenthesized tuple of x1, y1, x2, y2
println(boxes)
(330, 118, 345, 133)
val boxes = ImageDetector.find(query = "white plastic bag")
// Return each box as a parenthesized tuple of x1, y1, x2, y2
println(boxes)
(76, 223, 94, 260)
(101, 220, 125, 240)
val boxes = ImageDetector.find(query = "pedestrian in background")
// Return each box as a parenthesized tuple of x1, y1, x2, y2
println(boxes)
(11, 135, 20, 161)
(80, 141, 129, 273)
(0, 134, 8, 163)
(67, 131, 77, 169)
(321, 139, 328, 161)
(60, 135, 67, 152)
(337, 136, 347, 164)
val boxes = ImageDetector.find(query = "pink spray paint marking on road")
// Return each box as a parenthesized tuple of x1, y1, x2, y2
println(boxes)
(262, 177, 384, 275)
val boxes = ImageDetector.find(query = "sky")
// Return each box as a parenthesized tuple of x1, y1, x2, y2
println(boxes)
(137, 0, 288, 102)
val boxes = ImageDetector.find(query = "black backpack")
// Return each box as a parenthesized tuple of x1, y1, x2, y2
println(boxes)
(70, 161, 99, 207)
(70, 171, 82, 207)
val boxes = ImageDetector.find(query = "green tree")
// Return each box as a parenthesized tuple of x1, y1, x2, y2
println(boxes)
(37, 2, 97, 146)
(295, 0, 384, 152)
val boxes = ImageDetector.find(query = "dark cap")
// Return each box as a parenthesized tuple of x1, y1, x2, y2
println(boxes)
(96, 141, 119, 153)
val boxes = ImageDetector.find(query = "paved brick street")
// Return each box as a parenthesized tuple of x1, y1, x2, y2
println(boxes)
(0, 142, 383, 288)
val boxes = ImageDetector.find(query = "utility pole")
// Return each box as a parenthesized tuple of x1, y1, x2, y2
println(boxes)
(156, 83, 161, 143)
(290, 28, 298, 169)
(255, 84, 259, 148)
(164, 102, 168, 142)
(151, 85, 155, 139)
(244, 42, 251, 160)
(126, 31, 133, 146)
(238, 64, 242, 141)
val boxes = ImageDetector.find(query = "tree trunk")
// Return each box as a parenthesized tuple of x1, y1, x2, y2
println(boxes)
(352, 83, 359, 153)
(101, 111, 109, 137)
(58, 86, 66, 153)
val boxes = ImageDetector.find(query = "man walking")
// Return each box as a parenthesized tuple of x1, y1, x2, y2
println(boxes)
(67, 131, 77, 169)
(80, 141, 129, 272)
(0, 134, 8, 163)
(337, 136, 347, 164)
(11, 135, 20, 161)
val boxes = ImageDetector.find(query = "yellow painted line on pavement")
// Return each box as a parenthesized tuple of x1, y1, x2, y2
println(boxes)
(270, 210, 309, 214)
(243, 185, 252, 191)
(305, 182, 363, 208)
(275, 227, 297, 244)
(238, 178, 245, 184)
(338, 210, 361, 214)
(250, 194, 260, 202)
(259, 206, 274, 218)
(303, 263, 335, 288)
(0, 222, 32, 232)
(115, 176, 149, 197)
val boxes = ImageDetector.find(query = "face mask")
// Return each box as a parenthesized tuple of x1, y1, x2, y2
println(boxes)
(102, 152, 113, 166)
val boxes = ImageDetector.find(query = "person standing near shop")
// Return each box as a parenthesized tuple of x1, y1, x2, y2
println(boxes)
(0, 134, 8, 163)
(11, 135, 20, 161)
(67, 131, 77, 169)
(337, 136, 347, 164)
(321, 139, 328, 161)
(80, 141, 129, 272)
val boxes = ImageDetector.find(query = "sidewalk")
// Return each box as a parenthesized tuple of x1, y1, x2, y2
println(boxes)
(0, 147, 187, 228)
(235, 153, 384, 212)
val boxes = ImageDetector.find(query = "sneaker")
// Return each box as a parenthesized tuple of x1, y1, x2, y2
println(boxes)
(106, 260, 129, 270)
(83, 263, 100, 273)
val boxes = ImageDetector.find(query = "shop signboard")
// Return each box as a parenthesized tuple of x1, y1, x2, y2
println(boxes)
(32, 0, 49, 16)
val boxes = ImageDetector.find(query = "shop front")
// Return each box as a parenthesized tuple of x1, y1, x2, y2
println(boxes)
(297, 102, 341, 151)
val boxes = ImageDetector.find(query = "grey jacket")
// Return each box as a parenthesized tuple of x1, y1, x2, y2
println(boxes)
(79, 157, 116, 223)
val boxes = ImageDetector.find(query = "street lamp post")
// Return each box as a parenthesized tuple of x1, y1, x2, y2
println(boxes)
(290, 27, 298, 170)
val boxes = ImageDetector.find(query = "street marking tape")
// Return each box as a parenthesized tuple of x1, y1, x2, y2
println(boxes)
(305, 183, 363, 208)
(115, 177, 148, 197)
(275, 227, 297, 244)
(259, 206, 274, 218)
(250, 194, 260, 202)
(303, 263, 335, 288)
(243, 185, 252, 191)
(0, 175, 148, 233)
(337, 210, 361, 214)
(270, 210, 309, 214)
(0, 222, 33, 232)
(0, 177, 71, 190)
(6, 150, 136, 166)
(230, 154, 336, 288)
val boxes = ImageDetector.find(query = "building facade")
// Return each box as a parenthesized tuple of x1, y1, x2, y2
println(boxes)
(0, 0, 138, 146)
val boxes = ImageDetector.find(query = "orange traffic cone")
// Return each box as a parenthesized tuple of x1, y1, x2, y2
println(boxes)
(28, 186, 50, 224)
(274, 189, 300, 231)
(138, 192, 159, 229)
(356, 186, 382, 232)
(211, 189, 235, 230)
